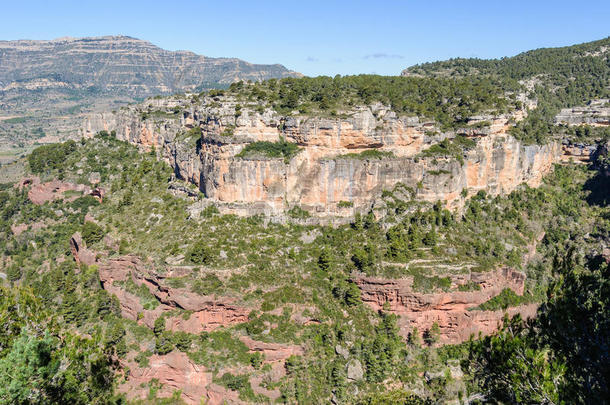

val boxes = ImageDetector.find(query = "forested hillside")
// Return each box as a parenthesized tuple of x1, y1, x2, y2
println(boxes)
(0, 130, 608, 403)
(404, 37, 610, 143)
(1, 36, 610, 405)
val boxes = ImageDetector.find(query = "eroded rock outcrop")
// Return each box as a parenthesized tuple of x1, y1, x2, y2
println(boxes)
(354, 268, 536, 344)
(69, 232, 97, 267)
(84, 99, 561, 218)
(561, 142, 597, 163)
(239, 336, 304, 363)
(18, 176, 105, 205)
(96, 254, 249, 333)
(555, 99, 610, 126)
(120, 351, 209, 404)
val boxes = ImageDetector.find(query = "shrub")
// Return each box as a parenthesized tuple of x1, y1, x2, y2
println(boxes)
(236, 140, 301, 163)
(134, 350, 152, 367)
(335, 149, 395, 160)
(155, 332, 174, 355)
(81, 221, 104, 246)
(287, 206, 310, 219)
(423, 322, 441, 346)
(28, 140, 77, 173)
(191, 274, 223, 295)
(172, 331, 193, 352)
(218, 372, 249, 391)
(186, 240, 213, 265)
(475, 288, 533, 311)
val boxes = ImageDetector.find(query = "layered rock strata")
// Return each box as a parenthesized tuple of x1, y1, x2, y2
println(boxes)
(555, 99, 610, 126)
(68, 238, 250, 333)
(84, 100, 561, 217)
(120, 351, 210, 404)
(353, 267, 537, 344)
(98, 256, 250, 333)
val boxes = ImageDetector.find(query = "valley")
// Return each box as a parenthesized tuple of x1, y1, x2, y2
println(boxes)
(0, 36, 609, 404)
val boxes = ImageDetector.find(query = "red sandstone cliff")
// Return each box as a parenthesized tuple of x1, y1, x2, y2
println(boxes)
(353, 267, 537, 344)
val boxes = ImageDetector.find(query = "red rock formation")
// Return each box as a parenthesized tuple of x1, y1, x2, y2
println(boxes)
(239, 336, 304, 363)
(69, 232, 97, 267)
(27, 179, 91, 205)
(96, 254, 250, 333)
(353, 268, 536, 344)
(120, 351, 209, 404)
(18, 176, 104, 205)
(250, 366, 283, 401)
(10, 223, 28, 236)
(164, 304, 249, 334)
(205, 384, 245, 405)
(16, 176, 38, 190)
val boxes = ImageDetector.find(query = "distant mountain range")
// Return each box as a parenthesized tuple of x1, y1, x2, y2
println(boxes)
(0, 35, 300, 150)
(0, 35, 299, 96)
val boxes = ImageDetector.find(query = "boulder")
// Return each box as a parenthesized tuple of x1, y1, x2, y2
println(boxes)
(335, 344, 349, 359)
(346, 359, 364, 381)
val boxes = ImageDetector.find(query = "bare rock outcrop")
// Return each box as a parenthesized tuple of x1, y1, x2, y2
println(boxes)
(239, 336, 304, 363)
(85, 100, 561, 218)
(354, 268, 536, 344)
(69, 232, 97, 267)
(18, 176, 104, 205)
(555, 99, 610, 126)
(96, 254, 249, 333)
(28, 179, 90, 205)
(120, 351, 209, 404)
(561, 142, 597, 163)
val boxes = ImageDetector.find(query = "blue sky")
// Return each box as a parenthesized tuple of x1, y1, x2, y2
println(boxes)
(1, 0, 609, 76)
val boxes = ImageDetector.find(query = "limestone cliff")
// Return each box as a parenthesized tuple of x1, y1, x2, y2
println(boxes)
(84, 98, 562, 217)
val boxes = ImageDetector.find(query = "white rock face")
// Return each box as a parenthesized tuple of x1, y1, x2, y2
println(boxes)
(347, 359, 364, 381)
(84, 98, 562, 219)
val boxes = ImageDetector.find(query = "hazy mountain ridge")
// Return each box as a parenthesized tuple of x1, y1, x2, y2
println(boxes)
(0, 35, 299, 95)
(0, 35, 300, 153)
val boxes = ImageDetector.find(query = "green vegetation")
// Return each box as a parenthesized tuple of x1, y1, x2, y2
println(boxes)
(334, 149, 395, 160)
(337, 200, 354, 208)
(28, 140, 77, 173)
(0, 285, 120, 404)
(406, 37, 610, 144)
(2, 132, 609, 404)
(216, 372, 264, 402)
(474, 288, 534, 311)
(468, 250, 610, 403)
(140, 109, 181, 120)
(418, 135, 476, 165)
(186, 239, 213, 264)
(225, 74, 515, 128)
(561, 124, 610, 143)
(82, 221, 105, 246)
(236, 139, 301, 163)
(2, 117, 26, 124)
(220, 124, 235, 136)
(286, 205, 310, 219)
